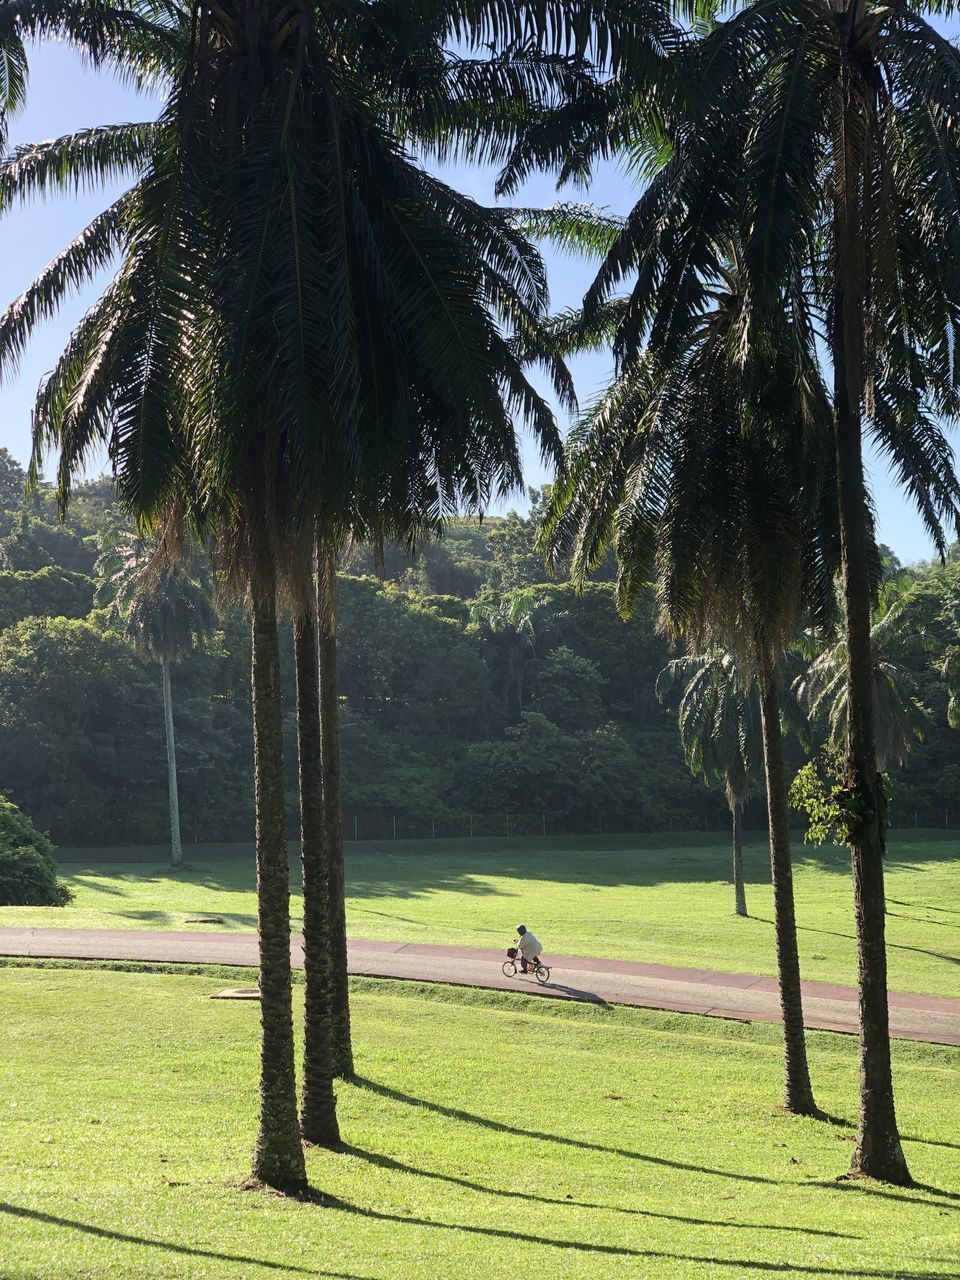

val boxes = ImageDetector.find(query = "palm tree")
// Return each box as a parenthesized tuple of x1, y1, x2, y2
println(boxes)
(797, 593, 932, 772)
(96, 531, 213, 867)
(547, 4, 960, 1182)
(3, 0, 586, 1189)
(544, 258, 838, 1117)
(471, 595, 540, 716)
(657, 653, 757, 917)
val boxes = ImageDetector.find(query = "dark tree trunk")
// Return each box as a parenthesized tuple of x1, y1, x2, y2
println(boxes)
(318, 546, 354, 1079)
(294, 609, 340, 1147)
(758, 677, 818, 1117)
(832, 62, 911, 1185)
(732, 801, 747, 917)
(250, 580, 307, 1194)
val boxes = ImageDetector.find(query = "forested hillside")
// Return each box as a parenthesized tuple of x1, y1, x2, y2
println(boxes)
(0, 447, 956, 846)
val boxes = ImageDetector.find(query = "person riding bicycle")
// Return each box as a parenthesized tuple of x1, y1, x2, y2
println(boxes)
(514, 924, 543, 973)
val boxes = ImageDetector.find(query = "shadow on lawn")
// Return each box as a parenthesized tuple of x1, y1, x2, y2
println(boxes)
(342, 1145, 856, 1238)
(752, 916, 960, 970)
(352, 1077, 780, 1185)
(323, 1194, 951, 1276)
(813, 1181, 960, 1212)
(0, 1202, 367, 1278)
(889, 898, 960, 917)
(60, 833, 959, 908)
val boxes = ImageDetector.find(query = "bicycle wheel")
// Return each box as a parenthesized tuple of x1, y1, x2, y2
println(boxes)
(501, 960, 518, 978)
(534, 964, 551, 985)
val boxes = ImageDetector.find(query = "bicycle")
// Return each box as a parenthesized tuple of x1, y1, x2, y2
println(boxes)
(502, 948, 551, 984)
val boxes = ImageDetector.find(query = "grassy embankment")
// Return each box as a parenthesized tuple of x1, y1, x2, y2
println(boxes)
(1, 965, 958, 1280)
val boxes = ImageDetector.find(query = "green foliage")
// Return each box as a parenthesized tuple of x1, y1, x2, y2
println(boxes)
(0, 510, 93, 573)
(528, 645, 604, 730)
(0, 448, 25, 515)
(797, 592, 932, 770)
(0, 566, 94, 630)
(0, 795, 71, 906)
(789, 748, 892, 849)
(1, 447, 959, 843)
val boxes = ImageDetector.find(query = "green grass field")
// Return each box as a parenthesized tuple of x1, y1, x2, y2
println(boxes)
(2, 830, 958, 997)
(0, 965, 958, 1280)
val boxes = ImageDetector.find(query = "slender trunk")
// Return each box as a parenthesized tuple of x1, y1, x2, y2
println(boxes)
(732, 801, 747, 917)
(161, 657, 183, 868)
(250, 579, 307, 1194)
(832, 57, 910, 1184)
(294, 609, 340, 1147)
(758, 676, 818, 1117)
(318, 546, 354, 1079)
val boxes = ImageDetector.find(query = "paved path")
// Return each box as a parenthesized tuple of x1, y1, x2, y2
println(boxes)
(2, 926, 959, 1047)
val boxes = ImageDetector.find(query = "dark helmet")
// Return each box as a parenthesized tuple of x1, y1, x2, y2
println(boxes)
(516, 924, 527, 935)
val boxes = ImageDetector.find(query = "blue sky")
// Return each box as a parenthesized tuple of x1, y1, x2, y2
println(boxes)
(0, 40, 953, 565)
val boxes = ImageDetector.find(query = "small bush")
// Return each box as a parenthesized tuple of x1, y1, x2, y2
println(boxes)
(0, 797, 72, 907)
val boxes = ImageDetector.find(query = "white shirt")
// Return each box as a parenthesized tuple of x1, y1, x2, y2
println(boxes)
(517, 932, 542, 959)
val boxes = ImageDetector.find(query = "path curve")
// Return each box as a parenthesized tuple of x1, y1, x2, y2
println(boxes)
(1, 926, 958, 1047)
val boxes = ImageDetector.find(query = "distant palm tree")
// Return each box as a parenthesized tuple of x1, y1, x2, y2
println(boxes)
(97, 535, 213, 866)
(544, 253, 837, 1117)
(797, 593, 932, 772)
(657, 653, 757, 917)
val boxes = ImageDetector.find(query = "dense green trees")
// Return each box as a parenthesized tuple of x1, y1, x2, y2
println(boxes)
(1, 478, 959, 846)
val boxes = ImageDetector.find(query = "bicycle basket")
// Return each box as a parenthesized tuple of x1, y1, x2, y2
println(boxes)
(506, 947, 518, 959)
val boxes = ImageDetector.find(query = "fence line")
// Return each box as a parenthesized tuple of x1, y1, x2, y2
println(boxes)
(341, 807, 960, 842)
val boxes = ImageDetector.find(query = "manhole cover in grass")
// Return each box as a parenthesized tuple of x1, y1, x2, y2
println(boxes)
(211, 988, 260, 1000)
(185, 916, 225, 924)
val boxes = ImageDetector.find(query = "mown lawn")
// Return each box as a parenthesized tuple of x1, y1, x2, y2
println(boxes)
(2, 831, 958, 997)
(0, 965, 957, 1280)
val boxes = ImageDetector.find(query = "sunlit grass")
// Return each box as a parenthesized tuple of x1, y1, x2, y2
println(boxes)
(0, 966, 958, 1280)
(1, 830, 957, 996)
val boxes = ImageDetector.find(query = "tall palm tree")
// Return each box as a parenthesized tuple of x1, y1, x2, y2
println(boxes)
(505, 0, 960, 1179)
(657, 652, 757, 917)
(3, 0, 586, 1190)
(544, 260, 839, 1117)
(543, 4, 960, 1182)
(96, 531, 213, 866)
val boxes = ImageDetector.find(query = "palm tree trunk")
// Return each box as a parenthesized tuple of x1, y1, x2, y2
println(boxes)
(318, 545, 354, 1079)
(832, 65, 911, 1185)
(732, 802, 747, 917)
(758, 676, 818, 1117)
(160, 657, 183, 868)
(293, 608, 340, 1147)
(250, 578, 308, 1194)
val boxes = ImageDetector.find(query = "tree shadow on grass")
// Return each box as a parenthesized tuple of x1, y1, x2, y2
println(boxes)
(342, 1145, 856, 1238)
(814, 1181, 960, 1211)
(323, 1195, 950, 1276)
(889, 898, 960, 918)
(752, 916, 960, 970)
(68, 876, 130, 897)
(887, 912, 960, 931)
(903, 1133, 960, 1153)
(58, 835, 958, 911)
(352, 1077, 780, 1185)
(0, 1202, 367, 1278)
